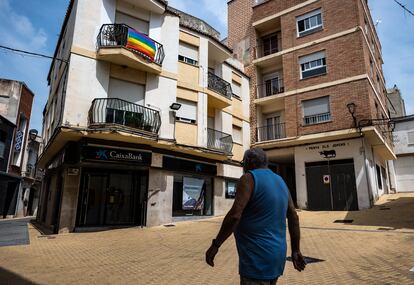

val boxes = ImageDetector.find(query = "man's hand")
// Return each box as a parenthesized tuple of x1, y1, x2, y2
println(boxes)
(291, 250, 306, 272)
(205, 245, 219, 267)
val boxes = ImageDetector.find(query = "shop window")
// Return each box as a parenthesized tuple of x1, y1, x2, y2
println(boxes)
(175, 99, 197, 123)
(0, 130, 6, 158)
(297, 9, 323, 37)
(302, 96, 331, 125)
(225, 180, 237, 199)
(178, 41, 199, 65)
(172, 175, 213, 217)
(299, 51, 326, 79)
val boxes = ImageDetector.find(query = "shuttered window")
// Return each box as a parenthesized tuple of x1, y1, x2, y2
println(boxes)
(176, 99, 197, 123)
(178, 42, 199, 65)
(302, 96, 331, 125)
(233, 125, 242, 144)
(109, 78, 145, 105)
(297, 9, 323, 37)
(299, 51, 326, 79)
(232, 80, 241, 98)
(116, 11, 149, 35)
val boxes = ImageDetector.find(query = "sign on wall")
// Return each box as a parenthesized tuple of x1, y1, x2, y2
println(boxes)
(182, 177, 205, 210)
(81, 146, 152, 165)
(323, 175, 331, 185)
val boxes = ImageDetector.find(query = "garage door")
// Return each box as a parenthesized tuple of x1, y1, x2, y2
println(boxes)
(395, 156, 414, 192)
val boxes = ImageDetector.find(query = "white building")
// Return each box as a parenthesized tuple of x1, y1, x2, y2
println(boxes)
(389, 115, 414, 193)
(36, 0, 250, 233)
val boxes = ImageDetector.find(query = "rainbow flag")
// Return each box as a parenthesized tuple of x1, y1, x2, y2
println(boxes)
(126, 28, 156, 61)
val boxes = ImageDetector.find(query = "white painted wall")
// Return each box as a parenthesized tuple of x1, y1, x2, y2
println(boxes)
(392, 120, 414, 155)
(394, 156, 414, 192)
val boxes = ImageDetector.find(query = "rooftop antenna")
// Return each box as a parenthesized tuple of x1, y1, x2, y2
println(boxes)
(375, 19, 382, 27)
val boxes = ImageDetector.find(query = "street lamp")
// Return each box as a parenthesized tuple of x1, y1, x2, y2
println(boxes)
(170, 103, 182, 111)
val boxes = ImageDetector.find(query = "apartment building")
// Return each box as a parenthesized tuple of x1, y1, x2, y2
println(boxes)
(0, 79, 35, 218)
(387, 84, 406, 118)
(228, 0, 395, 210)
(36, 0, 250, 233)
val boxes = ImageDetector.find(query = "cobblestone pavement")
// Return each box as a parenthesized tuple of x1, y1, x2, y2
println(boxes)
(0, 193, 414, 285)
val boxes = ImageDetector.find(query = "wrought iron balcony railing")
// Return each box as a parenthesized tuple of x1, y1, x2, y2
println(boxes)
(304, 112, 331, 125)
(257, 123, 286, 142)
(257, 78, 284, 98)
(88, 98, 161, 135)
(207, 72, 232, 99)
(207, 128, 233, 154)
(97, 24, 165, 65)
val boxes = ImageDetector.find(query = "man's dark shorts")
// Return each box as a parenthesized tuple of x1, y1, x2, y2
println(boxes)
(240, 277, 278, 285)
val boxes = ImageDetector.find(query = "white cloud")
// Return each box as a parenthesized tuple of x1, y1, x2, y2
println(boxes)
(0, 0, 48, 50)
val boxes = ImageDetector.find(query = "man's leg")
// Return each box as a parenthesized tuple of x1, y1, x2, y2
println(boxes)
(240, 277, 278, 285)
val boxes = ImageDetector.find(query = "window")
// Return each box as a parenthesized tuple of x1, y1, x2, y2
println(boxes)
(299, 51, 326, 79)
(116, 11, 149, 35)
(408, 131, 414, 145)
(176, 99, 197, 123)
(264, 76, 283, 96)
(262, 33, 279, 56)
(225, 180, 237, 199)
(108, 78, 145, 105)
(0, 130, 6, 158)
(178, 41, 199, 65)
(232, 80, 241, 99)
(297, 9, 323, 37)
(302, 96, 331, 125)
(376, 165, 382, 189)
(232, 125, 242, 144)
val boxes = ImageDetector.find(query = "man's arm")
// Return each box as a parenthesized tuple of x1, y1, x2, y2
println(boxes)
(287, 194, 306, 272)
(205, 173, 254, 267)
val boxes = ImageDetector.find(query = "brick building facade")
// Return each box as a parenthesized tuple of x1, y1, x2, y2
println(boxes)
(228, 0, 395, 210)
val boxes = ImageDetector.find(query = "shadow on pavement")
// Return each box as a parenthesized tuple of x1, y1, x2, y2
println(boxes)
(344, 197, 414, 230)
(0, 267, 39, 285)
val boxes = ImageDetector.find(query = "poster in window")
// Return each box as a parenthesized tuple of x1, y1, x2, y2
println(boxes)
(226, 181, 237, 199)
(182, 177, 205, 210)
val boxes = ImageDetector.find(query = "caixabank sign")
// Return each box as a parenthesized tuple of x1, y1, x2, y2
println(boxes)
(81, 145, 152, 165)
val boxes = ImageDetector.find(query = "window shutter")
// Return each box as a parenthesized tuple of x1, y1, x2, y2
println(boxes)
(176, 99, 197, 121)
(233, 125, 242, 144)
(232, 81, 241, 97)
(109, 78, 145, 106)
(116, 12, 149, 35)
(179, 42, 199, 61)
(303, 96, 330, 116)
(299, 51, 326, 64)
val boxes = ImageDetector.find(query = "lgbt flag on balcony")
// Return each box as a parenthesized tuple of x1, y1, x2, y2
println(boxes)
(126, 28, 156, 61)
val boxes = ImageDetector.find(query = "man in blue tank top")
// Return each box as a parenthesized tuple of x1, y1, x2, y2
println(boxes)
(206, 148, 306, 284)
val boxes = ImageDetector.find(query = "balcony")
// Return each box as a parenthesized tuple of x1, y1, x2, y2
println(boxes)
(207, 128, 233, 154)
(303, 113, 331, 125)
(88, 98, 161, 137)
(207, 72, 232, 109)
(97, 24, 165, 74)
(257, 78, 284, 99)
(252, 34, 283, 69)
(257, 123, 286, 142)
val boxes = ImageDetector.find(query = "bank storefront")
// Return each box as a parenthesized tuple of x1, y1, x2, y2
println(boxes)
(37, 141, 242, 233)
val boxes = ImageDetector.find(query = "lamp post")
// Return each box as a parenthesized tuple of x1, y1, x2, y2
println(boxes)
(170, 103, 182, 141)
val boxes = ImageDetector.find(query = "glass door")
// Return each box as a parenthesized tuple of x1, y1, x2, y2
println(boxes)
(80, 174, 108, 226)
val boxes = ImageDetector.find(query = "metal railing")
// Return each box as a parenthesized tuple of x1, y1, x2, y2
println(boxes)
(257, 123, 286, 142)
(97, 24, 165, 65)
(207, 128, 233, 154)
(257, 78, 284, 98)
(207, 72, 232, 99)
(88, 98, 161, 135)
(253, 36, 282, 59)
(303, 112, 331, 125)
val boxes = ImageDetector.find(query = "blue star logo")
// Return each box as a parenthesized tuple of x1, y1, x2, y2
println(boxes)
(96, 150, 108, 160)
(195, 164, 202, 172)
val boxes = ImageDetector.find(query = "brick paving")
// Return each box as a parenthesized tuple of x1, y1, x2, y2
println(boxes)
(0, 193, 414, 285)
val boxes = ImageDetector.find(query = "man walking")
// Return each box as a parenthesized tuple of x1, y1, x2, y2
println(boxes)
(205, 148, 305, 284)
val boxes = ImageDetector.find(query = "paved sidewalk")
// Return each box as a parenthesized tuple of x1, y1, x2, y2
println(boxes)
(0, 193, 413, 284)
(0, 217, 31, 247)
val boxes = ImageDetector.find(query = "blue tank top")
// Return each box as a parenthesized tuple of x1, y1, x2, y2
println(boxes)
(234, 168, 289, 280)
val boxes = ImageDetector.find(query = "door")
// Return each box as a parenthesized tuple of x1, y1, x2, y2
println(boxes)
(306, 159, 358, 211)
(265, 77, 280, 96)
(265, 116, 281, 140)
(80, 174, 108, 226)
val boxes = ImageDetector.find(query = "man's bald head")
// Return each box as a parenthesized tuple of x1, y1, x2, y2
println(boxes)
(243, 148, 268, 172)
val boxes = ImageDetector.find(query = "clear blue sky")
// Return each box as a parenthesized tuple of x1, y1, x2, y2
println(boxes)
(0, 0, 413, 132)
